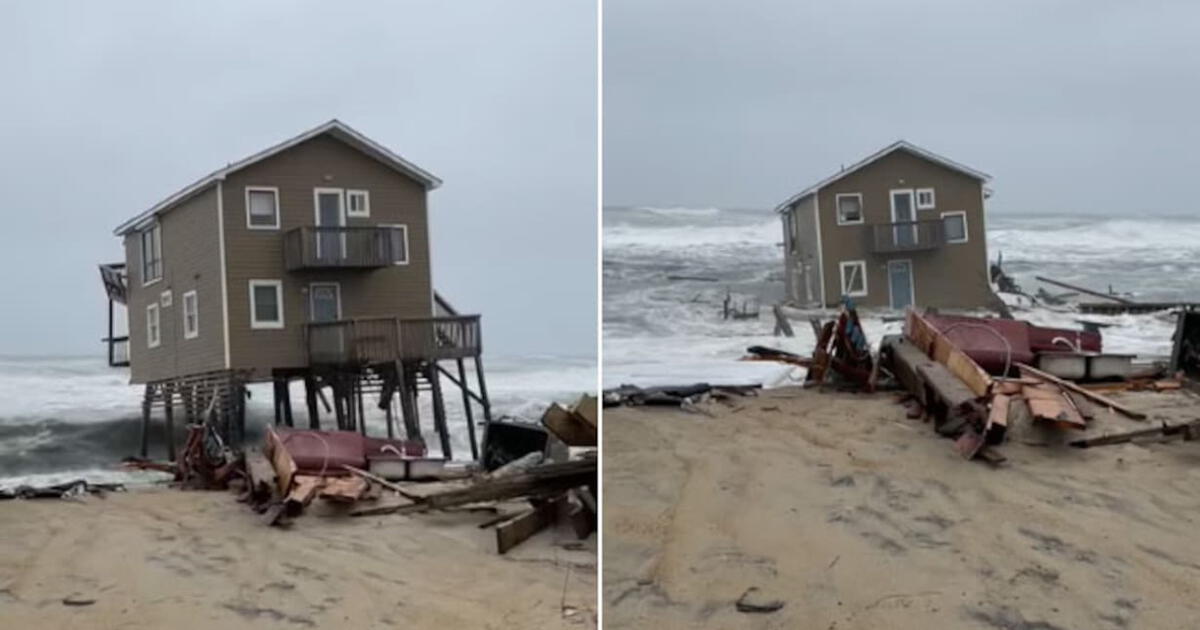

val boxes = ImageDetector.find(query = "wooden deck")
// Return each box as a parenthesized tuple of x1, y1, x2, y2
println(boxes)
(306, 315, 482, 365)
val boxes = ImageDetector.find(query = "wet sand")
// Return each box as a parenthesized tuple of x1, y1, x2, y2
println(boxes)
(603, 386, 1200, 629)
(0, 488, 596, 628)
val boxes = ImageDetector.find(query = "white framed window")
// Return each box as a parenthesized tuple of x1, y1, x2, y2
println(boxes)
(160, 290, 172, 307)
(346, 189, 370, 218)
(245, 186, 280, 230)
(146, 303, 161, 348)
(249, 279, 285, 329)
(835, 193, 864, 225)
(140, 223, 162, 286)
(182, 290, 199, 339)
(941, 211, 968, 244)
(839, 260, 868, 297)
(916, 188, 936, 210)
(381, 224, 409, 265)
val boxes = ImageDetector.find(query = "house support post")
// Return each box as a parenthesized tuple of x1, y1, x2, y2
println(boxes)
(397, 361, 421, 442)
(304, 374, 320, 429)
(272, 378, 283, 426)
(356, 376, 367, 437)
(428, 363, 452, 460)
(456, 358, 479, 461)
(163, 383, 175, 462)
(140, 384, 153, 458)
(281, 377, 294, 427)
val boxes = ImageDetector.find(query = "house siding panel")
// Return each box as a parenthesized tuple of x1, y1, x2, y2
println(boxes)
(221, 134, 433, 378)
(783, 195, 820, 305)
(124, 185, 226, 383)
(814, 149, 991, 309)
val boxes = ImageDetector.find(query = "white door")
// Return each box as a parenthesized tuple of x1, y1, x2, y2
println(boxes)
(890, 189, 917, 247)
(888, 260, 914, 310)
(314, 188, 345, 261)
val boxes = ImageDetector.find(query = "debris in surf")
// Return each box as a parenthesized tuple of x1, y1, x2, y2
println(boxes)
(602, 383, 761, 408)
(0, 479, 126, 501)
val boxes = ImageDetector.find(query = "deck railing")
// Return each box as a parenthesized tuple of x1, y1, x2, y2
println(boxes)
(867, 220, 945, 253)
(284, 226, 402, 270)
(307, 315, 482, 364)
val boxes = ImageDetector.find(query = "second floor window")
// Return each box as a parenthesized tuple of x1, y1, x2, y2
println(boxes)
(347, 190, 370, 217)
(246, 187, 280, 229)
(182, 290, 199, 339)
(146, 303, 161, 348)
(836, 194, 863, 225)
(141, 223, 162, 285)
(384, 224, 409, 264)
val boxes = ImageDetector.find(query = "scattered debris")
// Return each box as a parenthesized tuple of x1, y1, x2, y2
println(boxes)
(735, 587, 785, 614)
(0, 479, 125, 501)
(723, 289, 760, 320)
(603, 383, 760, 408)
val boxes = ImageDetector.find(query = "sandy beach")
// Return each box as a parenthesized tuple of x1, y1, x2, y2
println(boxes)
(602, 386, 1200, 629)
(0, 487, 596, 628)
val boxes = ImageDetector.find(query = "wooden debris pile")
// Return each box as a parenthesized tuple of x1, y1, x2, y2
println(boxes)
(239, 397, 598, 554)
(745, 299, 876, 391)
(884, 310, 1155, 464)
(0, 479, 126, 501)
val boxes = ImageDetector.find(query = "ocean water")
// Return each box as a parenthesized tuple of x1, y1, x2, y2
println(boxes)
(0, 354, 595, 489)
(603, 207, 1193, 388)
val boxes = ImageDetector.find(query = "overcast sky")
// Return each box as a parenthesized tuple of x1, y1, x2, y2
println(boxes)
(604, 0, 1200, 213)
(0, 0, 596, 358)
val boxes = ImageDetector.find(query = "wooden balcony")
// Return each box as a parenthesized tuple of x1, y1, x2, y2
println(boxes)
(307, 315, 482, 365)
(866, 220, 945, 254)
(284, 226, 402, 271)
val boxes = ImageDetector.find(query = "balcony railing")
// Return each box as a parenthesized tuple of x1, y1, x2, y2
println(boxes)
(307, 315, 482, 365)
(866, 220, 945, 253)
(284, 226, 402, 271)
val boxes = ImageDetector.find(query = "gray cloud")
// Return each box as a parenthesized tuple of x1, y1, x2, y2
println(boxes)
(604, 0, 1200, 213)
(0, 0, 597, 358)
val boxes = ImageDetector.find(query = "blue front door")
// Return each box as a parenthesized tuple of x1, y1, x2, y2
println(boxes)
(888, 260, 914, 310)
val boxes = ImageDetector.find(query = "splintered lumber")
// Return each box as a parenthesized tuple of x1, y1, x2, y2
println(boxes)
(885, 336, 981, 436)
(1016, 363, 1147, 420)
(541, 402, 597, 446)
(318, 476, 369, 503)
(905, 310, 993, 397)
(351, 459, 596, 517)
(1023, 383, 1087, 428)
(495, 497, 565, 554)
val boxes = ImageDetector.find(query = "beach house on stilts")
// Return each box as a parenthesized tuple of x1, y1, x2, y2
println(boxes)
(98, 120, 490, 463)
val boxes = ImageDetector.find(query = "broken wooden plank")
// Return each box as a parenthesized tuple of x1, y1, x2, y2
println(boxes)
(318, 476, 369, 503)
(905, 310, 992, 396)
(495, 499, 560, 554)
(1016, 363, 1147, 420)
(1023, 383, 1087, 428)
(351, 459, 596, 517)
(1069, 421, 1200, 448)
(541, 403, 597, 447)
(341, 464, 423, 500)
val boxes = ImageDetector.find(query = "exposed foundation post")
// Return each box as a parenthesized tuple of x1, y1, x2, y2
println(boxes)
(333, 377, 347, 430)
(356, 377, 367, 437)
(474, 356, 493, 423)
(428, 363, 452, 460)
(397, 361, 421, 442)
(456, 358, 479, 461)
(384, 396, 396, 439)
(304, 375, 320, 429)
(272, 378, 283, 426)
(163, 383, 175, 462)
(140, 384, 153, 458)
(281, 378, 294, 427)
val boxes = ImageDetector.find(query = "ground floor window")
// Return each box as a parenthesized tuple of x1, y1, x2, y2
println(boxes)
(839, 260, 868, 297)
(146, 303, 161, 348)
(249, 280, 285, 329)
(182, 290, 199, 339)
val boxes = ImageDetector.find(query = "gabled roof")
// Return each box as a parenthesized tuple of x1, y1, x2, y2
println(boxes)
(774, 140, 991, 212)
(113, 119, 442, 235)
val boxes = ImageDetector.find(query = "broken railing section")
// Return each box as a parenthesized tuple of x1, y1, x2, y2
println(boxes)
(884, 309, 1165, 464)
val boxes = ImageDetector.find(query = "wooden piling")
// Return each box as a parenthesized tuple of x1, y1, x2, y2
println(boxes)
(163, 383, 175, 462)
(140, 384, 153, 458)
(281, 378, 294, 427)
(428, 364, 452, 460)
(304, 375, 320, 429)
(456, 358, 479, 460)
